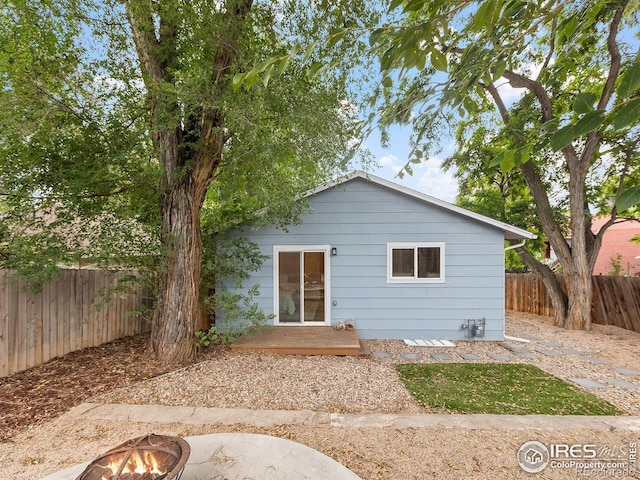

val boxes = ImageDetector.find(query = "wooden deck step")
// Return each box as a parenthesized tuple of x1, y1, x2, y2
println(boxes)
(230, 326, 361, 356)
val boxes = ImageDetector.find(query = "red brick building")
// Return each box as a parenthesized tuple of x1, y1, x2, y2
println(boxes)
(592, 217, 640, 276)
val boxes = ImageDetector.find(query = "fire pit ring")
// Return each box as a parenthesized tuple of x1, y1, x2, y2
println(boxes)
(76, 434, 190, 480)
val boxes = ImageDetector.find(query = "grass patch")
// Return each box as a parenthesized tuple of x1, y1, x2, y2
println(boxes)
(396, 363, 622, 415)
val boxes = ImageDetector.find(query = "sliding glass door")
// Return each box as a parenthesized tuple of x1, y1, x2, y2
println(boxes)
(275, 246, 329, 325)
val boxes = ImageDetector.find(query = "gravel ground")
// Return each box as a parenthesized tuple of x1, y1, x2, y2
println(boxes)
(95, 311, 640, 416)
(1, 312, 640, 480)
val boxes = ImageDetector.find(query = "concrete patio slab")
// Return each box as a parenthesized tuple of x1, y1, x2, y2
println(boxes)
(539, 342, 563, 347)
(459, 353, 482, 360)
(499, 342, 528, 353)
(536, 349, 563, 357)
(558, 347, 586, 355)
(488, 353, 511, 361)
(513, 352, 537, 359)
(567, 378, 607, 389)
(604, 378, 639, 389)
(40, 433, 362, 480)
(431, 353, 454, 361)
(400, 352, 421, 361)
(613, 367, 640, 376)
(371, 351, 393, 359)
(584, 357, 609, 365)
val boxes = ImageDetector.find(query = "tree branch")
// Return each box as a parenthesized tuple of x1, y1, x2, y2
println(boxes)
(539, 16, 556, 75)
(484, 80, 573, 267)
(580, 0, 629, 170)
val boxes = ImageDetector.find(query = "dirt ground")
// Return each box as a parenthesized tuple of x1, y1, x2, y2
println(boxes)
(1, 312, 639, 479)
(0, 334, 221, 443)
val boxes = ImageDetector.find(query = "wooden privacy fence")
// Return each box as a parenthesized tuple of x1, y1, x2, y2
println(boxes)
(0, 269, 153, 377)
(506, 273, 640, 333)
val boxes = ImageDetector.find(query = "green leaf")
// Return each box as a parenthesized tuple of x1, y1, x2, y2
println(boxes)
(403, 0, 427, 13)
(541, 118, 560, 131)
(572, 92, 597, 114)
(561, 16, 579, 41)
(500, 149, 515, 171)
(616, 185, 640, 211)
(232, 73, 246, 92)
(369, 28, 386, 47)
(262, 64, 274, 88)
(612, 97, 640, 130)
(382, 76, 393, 88)
(430, 48, 448, 72)
(389, 0, 405, 12)
(551, 110, 605, 150)
(572, 109, 605, 137)
(513, 144, 532, 165)
(473, 0, 495, 31)
(416, 52, 427, 71)
(276, 54, 293, 77)
(327, 28, 348, 49)
(244, 70, 259, 90)
(489, 151, 504, 167)
(616, 61, 640, 100)
(550, 124, 575, 151)
(302, 42, 317, 62)
(491, 59, 507, 81)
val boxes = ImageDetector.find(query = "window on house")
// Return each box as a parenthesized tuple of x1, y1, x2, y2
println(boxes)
(387, 243, 445, 283)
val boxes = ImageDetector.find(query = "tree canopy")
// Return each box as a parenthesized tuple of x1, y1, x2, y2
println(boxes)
(367, 0, 640, 329)
(0, 0, 376, 363)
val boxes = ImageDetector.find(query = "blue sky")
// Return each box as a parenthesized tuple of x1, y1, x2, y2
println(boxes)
(363, 125, 459, 203)
(363, 80, 528, 204)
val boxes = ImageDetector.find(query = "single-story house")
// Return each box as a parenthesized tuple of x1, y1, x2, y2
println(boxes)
(220, 171, 536, 341)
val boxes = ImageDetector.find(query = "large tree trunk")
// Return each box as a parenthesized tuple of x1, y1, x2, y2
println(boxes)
(150, 180, 203, 364)
(126, 0, 254, 364)
(517, 248, 568, 325)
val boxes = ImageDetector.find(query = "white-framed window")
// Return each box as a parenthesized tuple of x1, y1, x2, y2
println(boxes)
(387, 242, 445, 283)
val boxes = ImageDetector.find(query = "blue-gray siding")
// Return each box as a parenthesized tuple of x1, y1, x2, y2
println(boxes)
(222, 177, 506, 340)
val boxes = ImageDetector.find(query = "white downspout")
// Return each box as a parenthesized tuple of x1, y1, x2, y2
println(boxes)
(503, 239, 527, 340)
(504, 239, 526, 252)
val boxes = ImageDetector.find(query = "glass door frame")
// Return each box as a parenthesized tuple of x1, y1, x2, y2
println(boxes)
(273, 245, 331, 326)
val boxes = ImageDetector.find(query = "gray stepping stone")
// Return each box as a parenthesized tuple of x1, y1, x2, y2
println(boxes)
(400, 353, 421, 361)
(488, 353, 511, 361)
(585, 357, 609, 365)
(536, 349, 563, 357)
(513, 352, 537, 359)
(540, 341, 562, 347)
(558, 347, 585, 355)
(568, 378, 607, 389)
(605, 378, 638, 389)
(612, 367, 640, 376)
(371, 351, 392, 359)
(459, 353, 482, 361)
(499, 342, 528, 353)
(431, 353, 454, 361)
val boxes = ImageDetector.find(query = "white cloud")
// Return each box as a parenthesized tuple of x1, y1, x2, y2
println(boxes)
(416, 157, 458, 203)
(380, 153, 398, 166)
(379, 153, 404, 174)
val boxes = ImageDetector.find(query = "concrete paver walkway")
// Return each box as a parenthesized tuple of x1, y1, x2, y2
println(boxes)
(64, 402, 640, 432)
